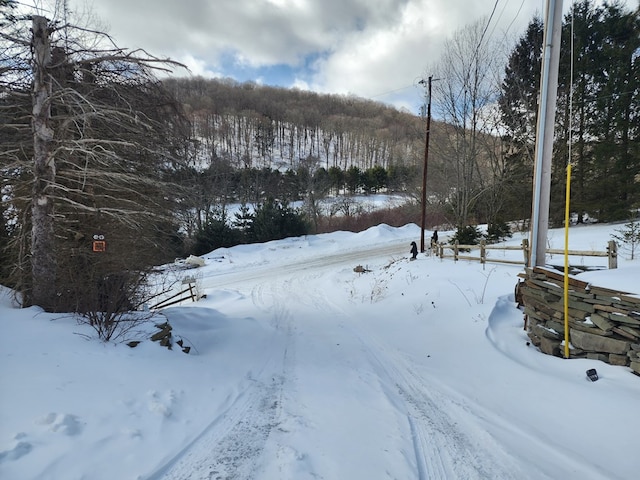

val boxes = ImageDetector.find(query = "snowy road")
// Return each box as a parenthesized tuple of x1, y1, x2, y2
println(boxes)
(196, 240, 412, 291)
(4, 224, 638, 480)
(152, 241, 552, 480)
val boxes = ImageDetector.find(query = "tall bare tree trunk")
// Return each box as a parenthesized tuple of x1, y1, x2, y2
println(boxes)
(30, 15, 57, 310)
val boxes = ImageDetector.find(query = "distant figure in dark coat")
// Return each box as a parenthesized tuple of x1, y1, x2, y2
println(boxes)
(430, 230, 439, 248)
(410, 241, 418, 260)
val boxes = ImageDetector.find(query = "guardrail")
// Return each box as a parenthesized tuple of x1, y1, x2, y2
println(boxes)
(433, 239, 618, 269)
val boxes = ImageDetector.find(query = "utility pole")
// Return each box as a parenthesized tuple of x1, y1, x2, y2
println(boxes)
(530, 0, 563, 267)
(419, 76, 433, 252)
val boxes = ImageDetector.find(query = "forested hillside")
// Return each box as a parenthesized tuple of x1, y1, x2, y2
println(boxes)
(162, 0, 639, 232)
(164, 77, 428, 173)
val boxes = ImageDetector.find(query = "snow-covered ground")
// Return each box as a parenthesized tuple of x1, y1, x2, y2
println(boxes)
(1, 223, 639, 480)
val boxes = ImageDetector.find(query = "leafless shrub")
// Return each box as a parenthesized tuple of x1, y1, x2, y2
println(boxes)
(73, 268, 177, 342)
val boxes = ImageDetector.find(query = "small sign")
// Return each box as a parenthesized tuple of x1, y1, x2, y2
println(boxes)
(92, 234, 106, 252)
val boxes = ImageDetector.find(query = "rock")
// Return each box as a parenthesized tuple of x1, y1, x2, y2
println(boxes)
(546, 320, 565, 334)
(612, 327, 639, 340)
(590, 313, 615, 332)
(151, 326, 172, 342)
(608, 312, 640, 326)
(533, 323, 562, 340)
(569, 320, 608, 335)
(570, 329, 630, 354)
(527, 331, 541, 347)
(609, 354, 629, 366)
(586, 353, 608, 362)
(185, 255, 205, 267)
(539, 336, 561, 356)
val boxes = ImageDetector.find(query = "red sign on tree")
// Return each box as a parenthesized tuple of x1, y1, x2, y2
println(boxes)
(92, 234, 106, 252)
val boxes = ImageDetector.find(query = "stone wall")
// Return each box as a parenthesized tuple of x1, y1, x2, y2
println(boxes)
(519, 266, 640, 376)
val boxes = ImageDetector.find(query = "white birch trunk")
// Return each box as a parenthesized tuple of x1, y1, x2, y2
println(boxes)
(30, 15, 57, 309)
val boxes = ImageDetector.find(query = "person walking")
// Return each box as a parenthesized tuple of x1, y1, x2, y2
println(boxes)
(410, 241, 418, 260)
(430, 230, 439, 249)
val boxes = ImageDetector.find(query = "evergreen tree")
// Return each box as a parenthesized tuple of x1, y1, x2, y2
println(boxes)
(498, 17, 543, 222)
(249, 198, 309, 243)
(345, 166, 362, 194)
(328, 166, 345, 195)
(363, 166, 387, 194)
(193, 209, 241, 255)
(232, 202, 254, 243)
(500, 2, 639, 224)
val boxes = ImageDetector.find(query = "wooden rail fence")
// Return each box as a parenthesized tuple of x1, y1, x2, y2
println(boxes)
(150, 276, 199, 310)
(433, 239, 618, 269)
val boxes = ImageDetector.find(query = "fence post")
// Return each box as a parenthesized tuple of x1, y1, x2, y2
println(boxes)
(480, 240, 486, 265)
(608, 240, 618, 269)
(522, 239, 529, 267)
(454, 241, 459, 261)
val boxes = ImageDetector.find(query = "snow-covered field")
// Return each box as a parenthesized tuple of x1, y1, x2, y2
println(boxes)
(1, 223, 639, 480)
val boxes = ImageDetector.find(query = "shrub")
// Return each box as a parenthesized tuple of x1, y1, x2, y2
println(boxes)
(452, 225, 482, 246)
(249, 198, 309, 243)
(486, 221, 512, 243)
(611, 215, 640, 260)
(193, 217, 242, 256)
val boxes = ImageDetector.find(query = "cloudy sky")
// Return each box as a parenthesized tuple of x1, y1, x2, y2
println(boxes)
(59, 0, 638, 112)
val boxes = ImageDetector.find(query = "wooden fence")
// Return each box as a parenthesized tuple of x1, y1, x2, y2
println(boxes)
(433, 239, 618, 269)
(150, 276, 199, 310)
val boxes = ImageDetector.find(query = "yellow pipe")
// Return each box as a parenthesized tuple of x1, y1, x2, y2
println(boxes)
(563, 163, 572, 359)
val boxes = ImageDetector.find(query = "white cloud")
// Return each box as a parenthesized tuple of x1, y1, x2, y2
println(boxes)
(62, 0, 634, 110)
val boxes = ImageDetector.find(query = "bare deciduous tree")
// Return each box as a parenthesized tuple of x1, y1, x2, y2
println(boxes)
(429, 18, 507, 228)
(1, 2, 188, 312)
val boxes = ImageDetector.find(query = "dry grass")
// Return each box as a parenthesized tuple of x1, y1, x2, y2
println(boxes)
(314, 203, 447, 234)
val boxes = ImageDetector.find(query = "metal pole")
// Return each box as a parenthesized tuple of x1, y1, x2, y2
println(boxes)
(530, 0, 563, 268)
(420, 76, 432, 252)
(563, 162, 572, 358)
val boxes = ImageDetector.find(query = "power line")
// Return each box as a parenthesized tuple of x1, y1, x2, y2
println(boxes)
(368, 83, 416, 100)
(472, 0, 501, 64)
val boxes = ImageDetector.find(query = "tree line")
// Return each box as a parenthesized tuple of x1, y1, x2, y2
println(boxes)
(498, 0, 639, 225)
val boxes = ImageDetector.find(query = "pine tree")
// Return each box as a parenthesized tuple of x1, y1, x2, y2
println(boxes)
(499, 2, 639, 224)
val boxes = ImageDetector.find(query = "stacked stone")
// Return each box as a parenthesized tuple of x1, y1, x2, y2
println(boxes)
(521, 267, 640, 376)
(151, 321, 172, 348)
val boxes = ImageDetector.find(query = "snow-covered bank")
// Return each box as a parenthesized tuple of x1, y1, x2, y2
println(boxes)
(1, 223, 639, 479)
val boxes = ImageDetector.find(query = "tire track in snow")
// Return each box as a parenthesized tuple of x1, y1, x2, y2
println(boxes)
(144, 375, 280, 480)
(251, 268, 493, 479)
(156, 239, 526, 479)
(145, 288, 293, 480)
(248, 265, 503, 479)
(149, 263, 335, 480)
(343, 324, 525, 480)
